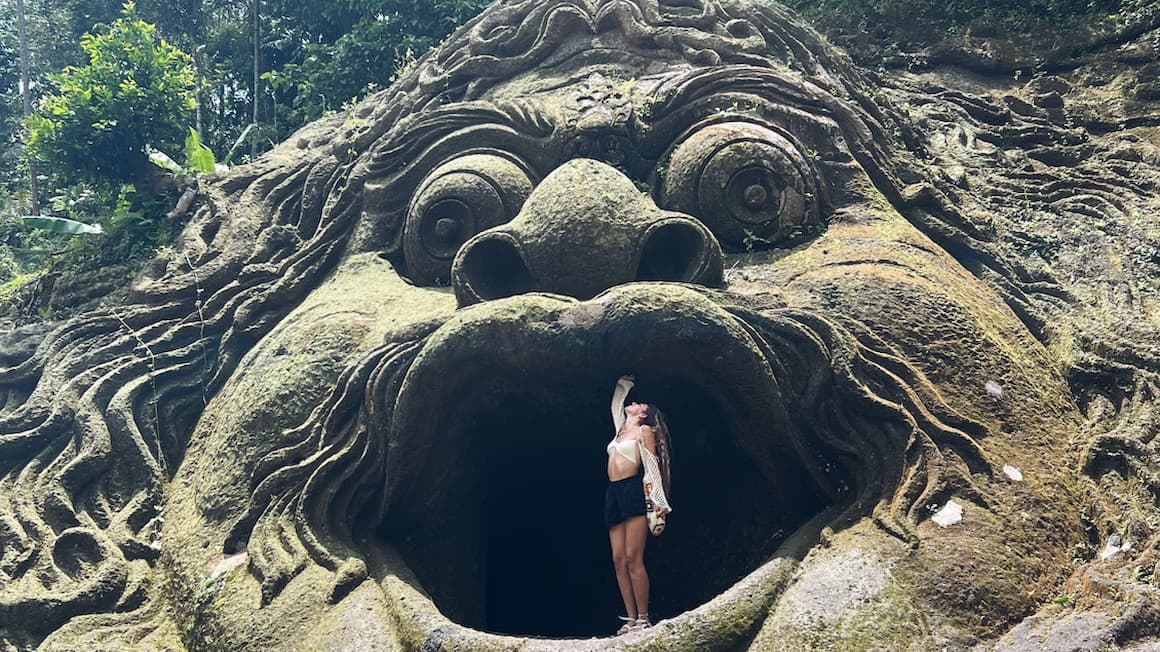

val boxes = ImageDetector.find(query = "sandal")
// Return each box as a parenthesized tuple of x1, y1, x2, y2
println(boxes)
(629, 614, 652, 632)
(616, 616, 636, 635)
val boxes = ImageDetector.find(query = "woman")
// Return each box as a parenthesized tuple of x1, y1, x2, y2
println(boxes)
(605, 375, 672, 635)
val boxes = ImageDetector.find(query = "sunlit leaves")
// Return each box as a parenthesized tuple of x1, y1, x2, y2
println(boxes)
(183, 128, 216, 172)
(22, 2, 195, 186)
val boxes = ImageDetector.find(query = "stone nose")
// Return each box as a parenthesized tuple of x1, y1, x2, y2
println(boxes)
(452, 159, 723, 306)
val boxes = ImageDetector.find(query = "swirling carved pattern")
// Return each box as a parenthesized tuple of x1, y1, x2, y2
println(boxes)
(0, 145, 361, 637)
(662, 121, 820, 246)
(227, 338, 428, 604)
(880, 68, 1160, 574)
(727, 307, 992, 534)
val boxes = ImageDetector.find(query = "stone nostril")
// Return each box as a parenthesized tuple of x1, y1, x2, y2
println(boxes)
(636, 219, 723, 285)
(453, 233, 534, 304)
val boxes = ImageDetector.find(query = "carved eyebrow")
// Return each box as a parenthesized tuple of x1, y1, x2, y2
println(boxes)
(646, 65, 841, 122)
(634, 65, 868, 166)
(359, 104, 557, 208)
(366, 103, 547, 176)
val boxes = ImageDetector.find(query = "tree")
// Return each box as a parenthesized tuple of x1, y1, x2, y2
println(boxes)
(0, 9, 17, 185)
(252, 0, 260, 156)
(22, 2, 195, 189)
(15, 0, 38, 212)
(262, 0, 493, 127)
(0, 2, 23, 194)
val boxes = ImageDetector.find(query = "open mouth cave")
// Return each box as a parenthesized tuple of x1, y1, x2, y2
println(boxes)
(384, 372, 837, 639)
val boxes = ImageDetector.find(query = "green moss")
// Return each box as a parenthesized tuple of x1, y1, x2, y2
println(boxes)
(798, 580, 926, 651)
(0, 272, 36, 302)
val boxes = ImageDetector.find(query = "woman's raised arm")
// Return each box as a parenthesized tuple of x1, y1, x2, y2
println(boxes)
(611, 375, 634, 433)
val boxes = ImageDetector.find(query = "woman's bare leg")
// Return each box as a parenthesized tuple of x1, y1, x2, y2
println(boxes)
(623, 515, 650, 619)
(608, 521, 637, 619)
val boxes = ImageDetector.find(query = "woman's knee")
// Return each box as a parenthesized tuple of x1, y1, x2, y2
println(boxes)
(611, 551, 629, 570)
(624, 551, 645, 573)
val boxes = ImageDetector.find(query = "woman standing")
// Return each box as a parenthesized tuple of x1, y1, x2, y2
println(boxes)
(605, 375, 671, 635)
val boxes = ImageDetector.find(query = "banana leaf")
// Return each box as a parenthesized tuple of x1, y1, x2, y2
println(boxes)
(184, 128, 217, 173)
(20, 216, 104, 235)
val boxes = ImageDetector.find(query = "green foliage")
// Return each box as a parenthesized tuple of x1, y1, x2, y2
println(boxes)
(0, 202, 18, 284)
(264, 0, 493, 123)
(0, 8, 23, 192)
(0, 24, 15, 91)
(19, 215, 103, 235)
(742, 229, 772, 253)
(60, 184, 176, 265)
(183, 128, 215, 173)
(780, 0, 1127, 52)
(0, 248, 17, 284)
(147, 148, 184, 175)
(22, 2, 195, 187)
(0, 198, 67, 284)
(97, 186, 166, 261)
(146, 128, 216, 174)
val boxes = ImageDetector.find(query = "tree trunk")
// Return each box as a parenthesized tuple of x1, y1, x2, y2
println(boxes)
(194, 45, 204, 142)
(16, 0, 39, 215)
(251, 0, 260, 157)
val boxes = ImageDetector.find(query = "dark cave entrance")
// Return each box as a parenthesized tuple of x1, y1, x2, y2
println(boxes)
(389, 376, 834, 639)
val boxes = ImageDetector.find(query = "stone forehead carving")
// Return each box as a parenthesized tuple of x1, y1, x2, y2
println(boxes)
(2, 0, 1159, 650)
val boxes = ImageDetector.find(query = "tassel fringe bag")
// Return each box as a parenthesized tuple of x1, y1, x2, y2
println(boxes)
(638, 441, 671, 536)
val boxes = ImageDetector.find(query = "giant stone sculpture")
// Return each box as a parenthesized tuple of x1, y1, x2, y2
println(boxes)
(2, 0, 1159, 650)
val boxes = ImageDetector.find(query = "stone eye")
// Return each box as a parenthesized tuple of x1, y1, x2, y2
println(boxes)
(405, 154, 533, 284)
(661, 122, 817, 249)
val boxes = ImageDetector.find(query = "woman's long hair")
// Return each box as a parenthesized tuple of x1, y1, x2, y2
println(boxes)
(644, 405, 672, 499)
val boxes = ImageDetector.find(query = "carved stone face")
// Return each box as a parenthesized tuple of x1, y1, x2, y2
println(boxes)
(156, 2, 1083, 648)
(6, 1, 1158, 651)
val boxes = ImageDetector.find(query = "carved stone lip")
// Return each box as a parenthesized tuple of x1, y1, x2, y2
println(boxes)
(377, 283, 843, 642)
(375, 547, 806, 651)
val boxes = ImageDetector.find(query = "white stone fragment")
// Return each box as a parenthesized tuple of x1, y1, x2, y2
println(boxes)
(932, 500, 964, 527)
(984, 380, 1004, 398)
(1002, 464, 1024, 481)
(1098, 535, 1132, 561)
(210, 552, 249, 580)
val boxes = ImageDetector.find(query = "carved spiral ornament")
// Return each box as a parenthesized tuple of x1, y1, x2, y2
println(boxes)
(404, 154, 533, 283)
(662, 122, 815, 248)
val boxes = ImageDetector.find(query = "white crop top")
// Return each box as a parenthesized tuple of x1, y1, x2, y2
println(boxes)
(606, 436, 640, 464)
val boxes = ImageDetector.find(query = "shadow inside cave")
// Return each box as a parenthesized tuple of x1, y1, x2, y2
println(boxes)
(387, 376, 834, 638)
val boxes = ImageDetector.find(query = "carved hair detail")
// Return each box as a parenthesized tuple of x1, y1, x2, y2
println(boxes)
(0, 149, 360, 629)
(730, 307, 993, 534)
(227, 338, 428, 603)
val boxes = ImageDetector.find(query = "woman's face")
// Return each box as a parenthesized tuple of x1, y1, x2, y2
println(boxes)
(625, 402, 649, 420)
